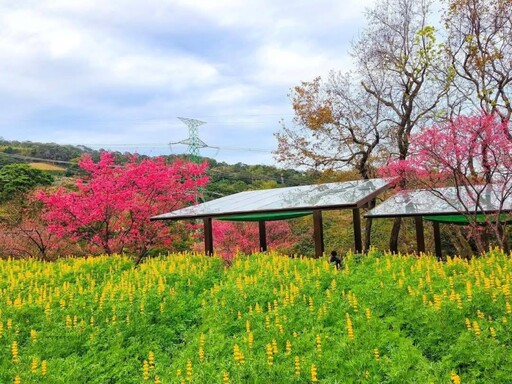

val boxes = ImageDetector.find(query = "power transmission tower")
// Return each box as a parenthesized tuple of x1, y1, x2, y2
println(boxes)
(170, 117, 208, 163)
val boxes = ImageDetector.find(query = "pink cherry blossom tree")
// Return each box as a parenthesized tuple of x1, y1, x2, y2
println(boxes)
(211, 220, 299, 259)
(380, 113, 512, 252)
(0, 194, 76, 260)
(37, 152, 208, 262)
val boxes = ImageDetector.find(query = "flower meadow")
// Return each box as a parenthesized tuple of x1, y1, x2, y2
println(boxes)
(1, 250, 511, 383)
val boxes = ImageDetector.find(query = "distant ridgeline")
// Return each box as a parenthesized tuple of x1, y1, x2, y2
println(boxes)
(0, 139, 318, 197)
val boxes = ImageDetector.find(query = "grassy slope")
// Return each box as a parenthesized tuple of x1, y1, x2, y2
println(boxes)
(0, 251, 511, 383)
(27, 163, 66, 172)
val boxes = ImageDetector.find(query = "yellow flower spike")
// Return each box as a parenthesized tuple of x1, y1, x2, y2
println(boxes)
(246, 320, 251, 333)
(13, 375, 21, 384)
(199, 333, 205, 362)
(490, 327, 497, 339)
(248, 332, 254, 349)
(285, 340, 292, 355)
(374, 348, 380, 361)
(148, 351, 155, 369)
(266, 343, 274, 366)
(233, 343, 246, 365)
(294, 356, 301, 377)
(450, 370, 461, 384)
(316, 334, 322, 354)
(346, 313, 355, 341)
(11, 341, 19, 364)
(308, 297, 314, 312)
(41, 360, 47, 376)
(154, 375, 161, 384)
(311, 363, 318, 383)
(434, 295, 442, 311)
(223, 371, 230, 384)
(31, 357, 39, 373)
(456, 294, 463, 310)
(30, 329, 37, 342)
(142, 360, 150, 381)
(365, 308, 371, 320)
(472, 321, 481, 336)
(186, 359, 193, 381)
(272, 339, 278, 354)
(466, 281, 473, 301)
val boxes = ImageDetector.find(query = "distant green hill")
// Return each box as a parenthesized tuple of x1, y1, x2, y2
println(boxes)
(0, 139, 318, 197)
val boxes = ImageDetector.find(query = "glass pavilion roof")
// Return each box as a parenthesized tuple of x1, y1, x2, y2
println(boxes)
(366, 185, 512, 218)
(152, 178, 390, 221)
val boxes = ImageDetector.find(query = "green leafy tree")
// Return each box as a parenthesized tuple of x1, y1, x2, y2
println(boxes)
(0, 163, 53, 201)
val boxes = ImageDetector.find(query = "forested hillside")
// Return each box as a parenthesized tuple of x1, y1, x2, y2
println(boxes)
(0, 139, 318, 199)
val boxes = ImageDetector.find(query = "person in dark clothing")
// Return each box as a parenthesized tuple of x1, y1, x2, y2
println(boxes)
(329, 250, 342, 269)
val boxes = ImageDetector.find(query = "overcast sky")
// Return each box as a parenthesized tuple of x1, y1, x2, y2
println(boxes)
(1, 0, 376, 165)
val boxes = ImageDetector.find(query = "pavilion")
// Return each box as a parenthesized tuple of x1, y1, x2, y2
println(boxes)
(151, 178, 390, 257)
(365, 185, 512, 258)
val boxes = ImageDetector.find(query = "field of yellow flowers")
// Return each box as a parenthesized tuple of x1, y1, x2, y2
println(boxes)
(1, 250, 511, 383)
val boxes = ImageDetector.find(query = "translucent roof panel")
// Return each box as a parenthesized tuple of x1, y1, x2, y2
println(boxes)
(152, 178, 389, 221)
(366, 185, 512, 218)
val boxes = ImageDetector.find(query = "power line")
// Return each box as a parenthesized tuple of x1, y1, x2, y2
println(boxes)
(79, 143, 273, 153)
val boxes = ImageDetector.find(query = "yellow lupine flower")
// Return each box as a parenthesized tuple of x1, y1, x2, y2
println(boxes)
(294, 356, 300, 377)
(450, 370, 461, 384)
(466, 281, 473, 301)
(199, 333, 205, 362)
(233, 344, 244, 365)
(266, 343, 273, 366)
(472, 321, 481, 336)
(311, 364, 318, 383)
(285, 340, 292, 355)
(31, 357, 39, 373)
(346, 313, 355, 341)
(11, 341, 19, 364)
(316, 334, 322, 354)
(186, 359, 192, 381)
(142, 360, 149, 381)
(465, 318, 472, 331)
(248, 332, 254, 349)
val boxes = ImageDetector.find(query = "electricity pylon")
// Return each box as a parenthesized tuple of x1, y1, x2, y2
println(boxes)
(170, 117, 208, 163)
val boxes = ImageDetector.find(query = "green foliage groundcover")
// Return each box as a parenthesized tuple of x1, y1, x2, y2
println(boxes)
(0, 250, 511, 383)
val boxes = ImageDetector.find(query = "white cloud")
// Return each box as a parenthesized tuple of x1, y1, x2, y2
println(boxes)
(0, 0, 378, 165)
